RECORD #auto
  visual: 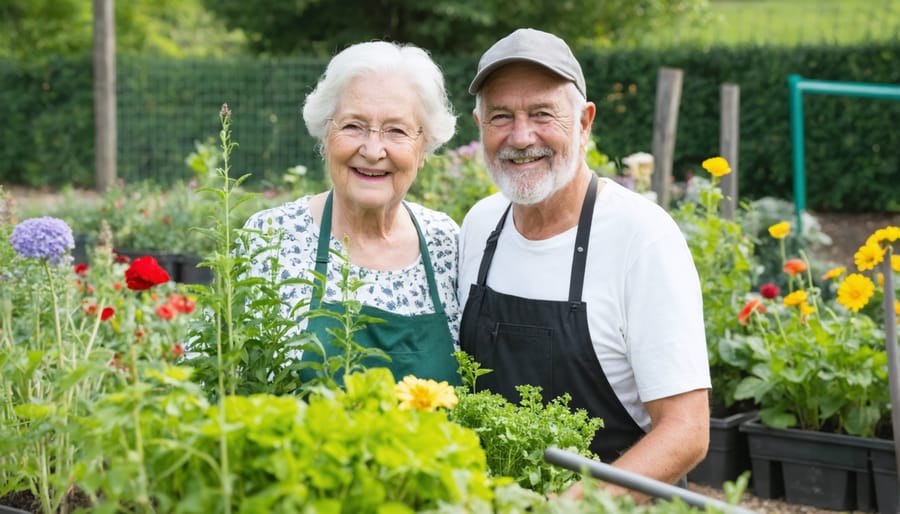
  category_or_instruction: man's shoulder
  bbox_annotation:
[460,193,509,231]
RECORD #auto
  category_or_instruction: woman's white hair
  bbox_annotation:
[303,41,456,156]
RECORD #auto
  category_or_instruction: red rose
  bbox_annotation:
[124,256,170,290]
[759,283,780,299]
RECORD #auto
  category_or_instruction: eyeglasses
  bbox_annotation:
[328,118,423,145]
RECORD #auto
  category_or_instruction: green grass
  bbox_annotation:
[639,0,900,48]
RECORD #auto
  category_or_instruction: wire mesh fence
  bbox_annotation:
[117,56,328,187]
[112,0,900,188]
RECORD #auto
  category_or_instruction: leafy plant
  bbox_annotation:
[0,193,198,512]
[740,196,834,292]
[670,162,757,411]
[448,352,603,495]
[730,223,896,437]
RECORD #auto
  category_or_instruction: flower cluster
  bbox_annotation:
[730,220,896,436]
[9,216,74,264]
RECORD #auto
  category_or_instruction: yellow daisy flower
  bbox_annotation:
[854,242,885,272]
[821,266,846,281]
[893,255,900,273]
[395,375,458,412]
[836,273,875,313]
[783,290,807,307]
[799,302,816,316]
[867,226,900,247]
[767,221,790,240]
[701,156,731,177]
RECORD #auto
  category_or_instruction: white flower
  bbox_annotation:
[622,152,654,181]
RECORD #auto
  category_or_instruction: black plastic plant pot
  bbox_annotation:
[740,418,881,511]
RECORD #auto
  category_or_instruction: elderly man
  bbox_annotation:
[457,28,711,497]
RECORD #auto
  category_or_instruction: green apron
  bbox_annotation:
[300,192,460,385]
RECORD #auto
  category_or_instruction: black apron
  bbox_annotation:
[301,192,460,386]
[459,175,644,462]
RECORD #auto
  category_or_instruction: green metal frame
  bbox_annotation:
[788,74,900,230]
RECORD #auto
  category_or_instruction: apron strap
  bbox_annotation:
[311,191,443,314]
[405,203,446,315]
[569,174,599,303]
[475,174,599,302]
[311,191,335,310]
[475,203,512,286]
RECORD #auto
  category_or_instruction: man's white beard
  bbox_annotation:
[486,127,582,205]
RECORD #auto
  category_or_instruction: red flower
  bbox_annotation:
[171,343,184,357]
[100,307,115,321]
[759,283,780,299]
[738,297,766,325]
[114,253,131,264]
[124,256,170,290]
[168,294,195,314]
[783,258,808,276]
[74,263,89,277]
[84,303,98,316]
[156,304,176,320]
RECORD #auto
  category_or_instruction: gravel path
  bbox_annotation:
[688,482,869,514]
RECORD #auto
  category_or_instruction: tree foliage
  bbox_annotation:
[202,0,710,56]
[0,0,246,60]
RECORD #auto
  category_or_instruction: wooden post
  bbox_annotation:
[651,67,683,210]
[93,0,116,192]
[719,84,740,219]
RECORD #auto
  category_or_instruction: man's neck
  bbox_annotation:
[511,166,596,241]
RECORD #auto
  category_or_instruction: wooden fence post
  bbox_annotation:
[719,84,740,218]
[651,67,683,210]
[93,0,117,192]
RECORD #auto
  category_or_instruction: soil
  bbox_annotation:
[810,210,900,269]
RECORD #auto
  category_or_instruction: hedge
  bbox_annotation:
[2,42,897,211]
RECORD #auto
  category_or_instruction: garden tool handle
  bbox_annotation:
[543,447,758,514]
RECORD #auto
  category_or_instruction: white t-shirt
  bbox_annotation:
[458,178,710,430]
[244,196,461,343]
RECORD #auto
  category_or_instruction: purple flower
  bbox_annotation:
[9,216,74,264]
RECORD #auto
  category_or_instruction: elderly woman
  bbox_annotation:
[242,41,459,385]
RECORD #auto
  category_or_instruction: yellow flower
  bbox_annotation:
[821,266,846,281]
[767,221,791,240]
[866,226,900,247]
[701,156,731,177]
[783,290,807,307]
[799,302,816,316]
[395,375,458,412]
[893,255,900,273]
[836,273,875,313]
[854,242,885,272]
